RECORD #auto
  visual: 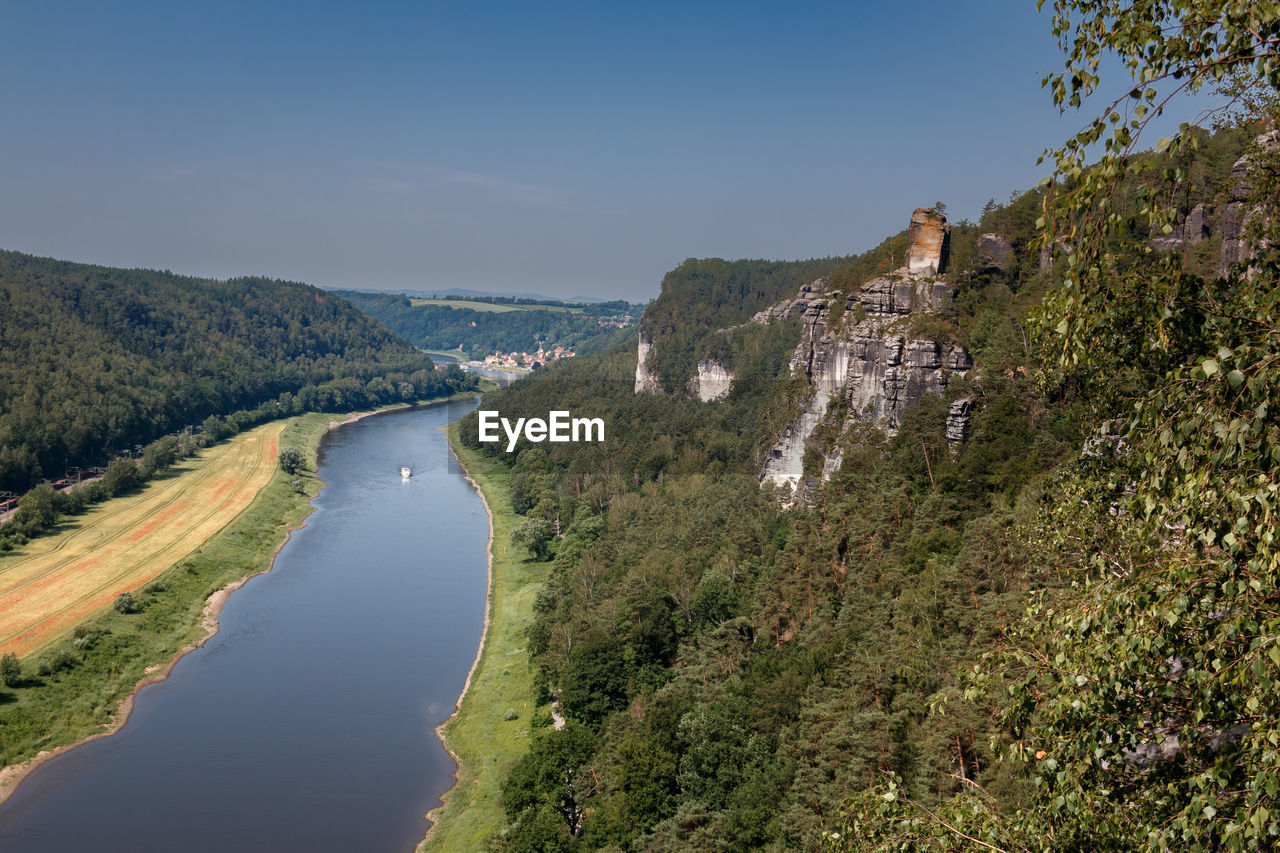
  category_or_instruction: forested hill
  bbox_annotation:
[637,257,850,391]
[0,250,466,492]
[456,198,1073,848]
[452,114,1280,850]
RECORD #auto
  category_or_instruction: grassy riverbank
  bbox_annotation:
[0,406,403,801]
[423,429,544,850]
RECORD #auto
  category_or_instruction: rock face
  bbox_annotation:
[635,334,734,400]
[946,398,973,443]
[1219,130,1279,276]
[688,360,734,402]
[758,221,972,494]
[751,277,829,324]
[906,208,950,275]
[1152,203,1212,253]
[976,233,1013,272]
[634,333,662,394]
[1038,236,1074,273]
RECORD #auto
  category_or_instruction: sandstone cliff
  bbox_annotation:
[759,210,971,495]
[1151,202,1211,254]
[906,208,950,275]
[1220,129,1279,276]
[632,209,974,495]
[634,332,735,400]
[688,360,734,402]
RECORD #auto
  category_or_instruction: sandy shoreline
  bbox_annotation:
[0,406,388,809]
[420,429,495,846]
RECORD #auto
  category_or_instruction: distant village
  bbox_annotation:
[431,310,635,373]
[474,343,576,372]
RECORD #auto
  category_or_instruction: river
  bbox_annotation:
[0,400,490,852]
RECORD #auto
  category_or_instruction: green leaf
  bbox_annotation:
[1202,358,1219,377]
[1228,370,1245,388]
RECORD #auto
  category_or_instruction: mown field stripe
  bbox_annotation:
[0,438,241,573]
[0,423,285,656]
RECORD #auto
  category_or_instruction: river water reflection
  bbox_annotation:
[0,400,489,852]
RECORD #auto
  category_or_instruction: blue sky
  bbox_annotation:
[0,1,1213,300]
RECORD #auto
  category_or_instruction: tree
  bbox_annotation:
[278,446,306,475]
[1014,3,1280,851]
[559,637,632,726]
[100,457,138,496]
[0,652,20,687]
[501,722,597,840]
[114,591,137,614]
[829,4,1280,851]
[140,436,179,475]
[1037,0,1280,375]
[16,483,63,530]
[512,517,554,561]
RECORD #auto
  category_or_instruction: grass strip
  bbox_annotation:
[421,427,543,850]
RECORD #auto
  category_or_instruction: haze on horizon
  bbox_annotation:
[0,1,1215,302]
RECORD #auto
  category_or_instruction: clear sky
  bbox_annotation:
[0,1,1211,301]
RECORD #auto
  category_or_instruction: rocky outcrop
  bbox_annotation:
[634,333,662,394]
[851,273,954,317]
[688,360,734,402]
[906,208,950,275]
[1038,236,1074,273]
[1152,203,1211,253]
[635,334,734,401]
[758,214,972,494]
[1219,130,1279,276]
[946,398,973,444]
[976,233,1013,272]
[751,277,830,324]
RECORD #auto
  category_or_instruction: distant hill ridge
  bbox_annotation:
[334,286,620,303]
[0,250,464,492]
[336,289,642,361]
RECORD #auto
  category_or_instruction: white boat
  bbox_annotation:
[400,466,411,480]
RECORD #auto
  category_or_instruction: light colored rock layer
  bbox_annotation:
[759,268,971,493]
[634,333,662,394]
[689,360,734,402]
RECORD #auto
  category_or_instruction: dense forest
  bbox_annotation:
[335,290,641,360]
[637,257,851,393]
[457,194,1074,849]
[452,20,1280,845]
[0,252,472,493]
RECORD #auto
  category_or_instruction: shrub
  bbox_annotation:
[39,648,79,675]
